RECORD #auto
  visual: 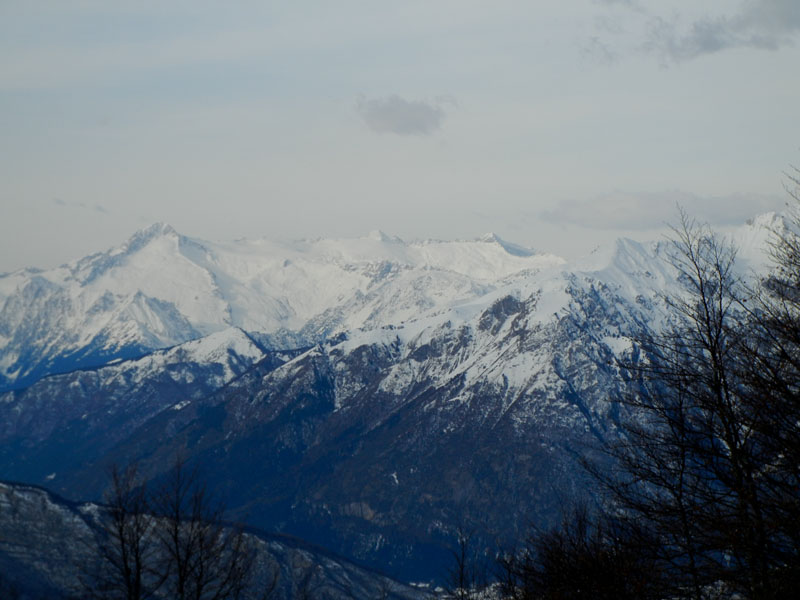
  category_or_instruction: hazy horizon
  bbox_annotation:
[2,1,797,272]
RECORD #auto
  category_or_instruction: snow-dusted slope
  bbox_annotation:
[105,232,680,579]
[0,213,788,580]
[0,224,562,390]
[0,327,271,486]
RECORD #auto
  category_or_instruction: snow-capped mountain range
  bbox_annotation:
[0,223,564,391]
[0,213,784,581]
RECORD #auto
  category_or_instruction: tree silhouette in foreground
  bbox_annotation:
[85,457,260,600]
[497,505,661,600]
[150,458,256,600]
[445,528,488,600]
[594,210,800,598]
[83,463,157,600]
[498,192,800,599]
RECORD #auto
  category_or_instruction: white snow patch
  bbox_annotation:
[602,335,633,356]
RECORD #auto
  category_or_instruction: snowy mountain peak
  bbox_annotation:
[365,229,399,243]
[478,233,537,257]
[166,326,264,367]
[120,222,179,253]
[726,211,790,272]
[0,226,568,389]
[138,222,178,238]
[746,211,785,230]
[2,215,785,392]
[68,222,200,289]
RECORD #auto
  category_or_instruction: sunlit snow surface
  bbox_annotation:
[0,215,787,389]
[0,224,561,386]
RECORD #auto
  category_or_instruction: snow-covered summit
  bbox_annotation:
[0,225,562,389]
[478,232,538,257]
[364,229,400,243]
[727,211,791,272]
[0,214,787,391]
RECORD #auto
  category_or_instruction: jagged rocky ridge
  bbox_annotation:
[0,215,783,582]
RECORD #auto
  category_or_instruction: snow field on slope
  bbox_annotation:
[0,214,786,391]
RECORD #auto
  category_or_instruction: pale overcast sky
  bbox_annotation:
[1,0,799,272]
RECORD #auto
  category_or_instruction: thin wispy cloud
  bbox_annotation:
[52,198,111,215]
[356,95,449,136]
[542,190,786,230]
[581,36,618,65]
[1,3,795,272]
[592,0,800,64]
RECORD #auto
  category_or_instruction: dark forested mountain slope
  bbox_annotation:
[0,481,425,599]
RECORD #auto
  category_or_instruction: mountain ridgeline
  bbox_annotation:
[0,216,783,583]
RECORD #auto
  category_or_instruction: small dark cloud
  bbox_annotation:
[52,198,66,206]
[93,204,109,213]
[356,95,449,136]
[541,190,785,230]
